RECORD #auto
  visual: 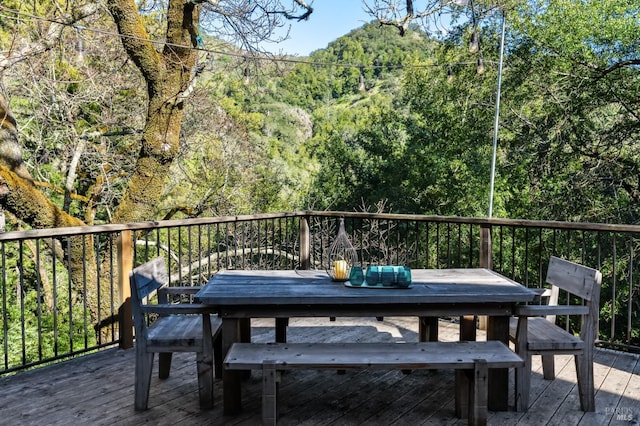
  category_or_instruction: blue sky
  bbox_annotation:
[263,2,374,56]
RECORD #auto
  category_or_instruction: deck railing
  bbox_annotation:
[1,211,639,375]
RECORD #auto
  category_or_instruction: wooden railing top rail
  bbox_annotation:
[0,212,306,241]
[313,211,640,233]
[2,210,640,242]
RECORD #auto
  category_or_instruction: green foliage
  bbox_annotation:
[305,95,400,209]
[301,34,497,215]
[1,244,95,369]
[495,0,640,222]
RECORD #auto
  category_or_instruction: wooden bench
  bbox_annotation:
[224,341,523,426]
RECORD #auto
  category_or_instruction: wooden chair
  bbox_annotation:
[129,257,222,411]
[509,256,602,412]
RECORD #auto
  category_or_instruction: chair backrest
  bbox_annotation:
[546,256,601,302]
[545,256,603,342]
[129,257,169,337]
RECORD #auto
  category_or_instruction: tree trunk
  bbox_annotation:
[108,0,200,224]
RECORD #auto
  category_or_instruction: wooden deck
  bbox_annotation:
[1,317,638,425]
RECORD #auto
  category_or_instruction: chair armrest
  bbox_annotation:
[158,286,202,295]
[530,288,550,303]
[157,286,203,304]
[140,303,215,315]
[515,305,590,317]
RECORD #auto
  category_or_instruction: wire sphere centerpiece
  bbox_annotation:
[326,218,358,281]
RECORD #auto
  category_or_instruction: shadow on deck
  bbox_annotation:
[1,317,638,425]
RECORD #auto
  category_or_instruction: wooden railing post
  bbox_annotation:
[479,224,492,269]
[118,230,134,349]
[478,224,493,331]
[299,215,310,270]
[277,215,311,343]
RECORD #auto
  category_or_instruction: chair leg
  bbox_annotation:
[575,353,595,411]
[134,349,154,411]
[541,355,555,380]
[197,314,215,409]
[158,353,173,379]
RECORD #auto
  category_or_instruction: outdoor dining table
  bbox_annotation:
[194,268,538,415]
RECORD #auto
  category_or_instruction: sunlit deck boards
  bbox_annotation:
[1,317,638,425]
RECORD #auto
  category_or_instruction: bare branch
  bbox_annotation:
[271,0,313,21]
[0,3,100,72]
[362,0,449,36]
[596,59,640,79]
[199,0,314,52]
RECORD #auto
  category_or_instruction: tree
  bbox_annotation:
[1,0,315,224]
[0,0,313,335]
[499,0,640,222]
[105,0,314,224]
[358,0,640,221]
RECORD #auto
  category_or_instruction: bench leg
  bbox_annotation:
[455,370,470,419]
[222,319,243,415]
[263,361,278,426]
[470,359,488,426]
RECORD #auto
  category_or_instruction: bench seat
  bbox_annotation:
[224,341,523,426]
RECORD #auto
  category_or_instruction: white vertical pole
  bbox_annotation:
[488,11,506,218]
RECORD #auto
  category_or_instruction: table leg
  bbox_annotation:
[460,315,477,341]
[275,318,288,343]
[487,315,510,411]
[222,318,242,415]
[239,318,252,380]
[418,317,439,342]
[240,318,251,343]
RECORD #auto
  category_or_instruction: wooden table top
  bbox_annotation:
[195,269,538,306]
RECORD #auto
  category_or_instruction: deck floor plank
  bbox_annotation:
[615,354,640,425]
[0,317,638,426]
[575,350,639,426]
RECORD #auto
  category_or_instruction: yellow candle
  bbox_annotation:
[333,260,348,280]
